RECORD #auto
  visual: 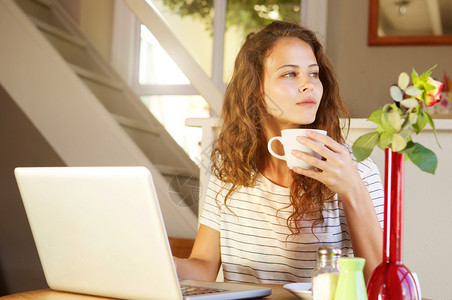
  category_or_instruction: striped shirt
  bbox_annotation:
[199,153,384,285]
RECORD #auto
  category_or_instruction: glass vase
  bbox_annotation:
[367,148,419,299]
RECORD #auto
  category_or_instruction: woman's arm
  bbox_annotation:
[173,224,222,281]
[291,130,382,282]
[336,179,382,282]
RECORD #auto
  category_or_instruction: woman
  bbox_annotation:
[174,21,383,284]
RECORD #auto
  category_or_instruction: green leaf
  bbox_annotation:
[413,110,428,134]
[401,142,438,174]
[378,131,392,150]
[404,86,421,97]
[390,86,403,102]
[352,132,379,162]
[368,108,382,125]
[387,109,402,131]
[382,103,392,112]
[424,83,436,94]
[380,111,395,133]
[390,102,403,113]
[424,65,437,78]
[400,123,413,140]
[418,67,431,82]
[411,68,420,85]
[407,111,418,124]
[400,98,419,109]
[424,111,442,149]
[392,133,407,152]
[375,124,386,133]
[398,72,410,90]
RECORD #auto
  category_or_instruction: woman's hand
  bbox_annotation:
[291,130,363,199]
[292,130,383,281]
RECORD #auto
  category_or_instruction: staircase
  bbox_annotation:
[1,0,199,238]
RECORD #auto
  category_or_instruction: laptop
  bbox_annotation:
[14,166,272,300]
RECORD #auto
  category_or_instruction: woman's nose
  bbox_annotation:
[298,76,314,93]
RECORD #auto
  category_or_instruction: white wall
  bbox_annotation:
[326,0,452,118]
[347,119,452,300]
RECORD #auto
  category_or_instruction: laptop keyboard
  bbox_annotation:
[180,284,226,296]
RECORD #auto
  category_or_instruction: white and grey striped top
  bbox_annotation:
[199,155,384,285]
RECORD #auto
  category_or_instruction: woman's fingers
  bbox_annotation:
[291,149,327,170]
[291,132,360,197]
[303,130,347,154]
[292,165,322,181]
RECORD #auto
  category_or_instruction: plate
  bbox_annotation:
[283,282,312,300]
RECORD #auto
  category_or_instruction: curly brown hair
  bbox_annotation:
[211,21,350,236]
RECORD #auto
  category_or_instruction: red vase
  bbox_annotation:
[367,148,419,299]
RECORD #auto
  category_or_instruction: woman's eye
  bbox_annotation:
[310,71,320,78]
[283,72,297,78]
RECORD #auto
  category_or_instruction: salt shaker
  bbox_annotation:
[334,257,367,300]
[311,247,341,300]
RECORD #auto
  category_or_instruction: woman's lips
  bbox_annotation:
[296,100,317,107]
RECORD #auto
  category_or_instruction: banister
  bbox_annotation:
[122,0,223,115]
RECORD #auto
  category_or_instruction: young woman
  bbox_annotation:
[174,21,383,284]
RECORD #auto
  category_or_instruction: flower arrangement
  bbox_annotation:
[352,66,443,174]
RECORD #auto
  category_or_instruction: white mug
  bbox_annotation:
[267,129,327,170]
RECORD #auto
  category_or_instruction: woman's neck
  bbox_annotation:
[261,157,293,188]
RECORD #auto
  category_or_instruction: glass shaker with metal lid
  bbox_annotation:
[311,247,341,300]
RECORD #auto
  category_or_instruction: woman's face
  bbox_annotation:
[263,37,323,128]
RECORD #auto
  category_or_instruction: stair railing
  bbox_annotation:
[122,0,224,116]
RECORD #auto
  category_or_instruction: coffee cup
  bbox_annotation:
[267,129,327,170]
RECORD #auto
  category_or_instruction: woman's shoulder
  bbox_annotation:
[207,174,231,193]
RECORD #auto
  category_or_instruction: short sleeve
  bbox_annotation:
[199,175,223,232]
[357,157,385,229]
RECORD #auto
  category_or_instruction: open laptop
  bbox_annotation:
[14,166,271,300]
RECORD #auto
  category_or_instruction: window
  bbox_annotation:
[116,0,310,165]
[223,1,301,83]
[138,26,190,85]
[141,95,210,162]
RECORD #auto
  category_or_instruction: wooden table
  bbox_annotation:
[1,285,298,300]
[0,286,432,299]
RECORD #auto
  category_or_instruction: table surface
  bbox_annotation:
[0,285,297,300]
[0,286,432,300]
